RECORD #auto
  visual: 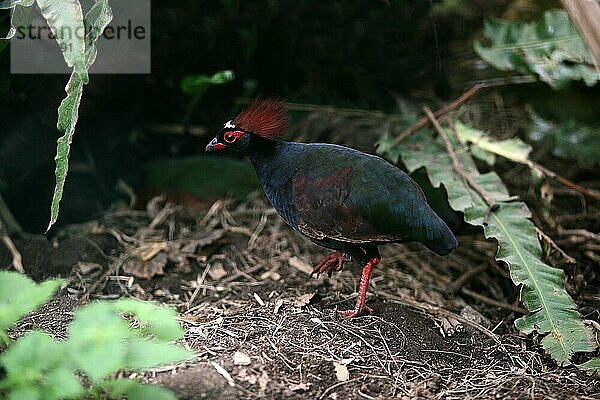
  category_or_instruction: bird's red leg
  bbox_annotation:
[338,257,379,319]
[311,252,345,277]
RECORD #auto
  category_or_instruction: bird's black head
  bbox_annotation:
[205,122,252,153]
[206,98,287,154]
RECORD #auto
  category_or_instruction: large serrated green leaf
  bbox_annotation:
[475,10,599,89]
[378,124,597,365]
[577,358,600,375]
[528,111,600,167]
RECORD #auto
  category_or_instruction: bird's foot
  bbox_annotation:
[311,252,345,277]
[337,257,379,319]
[338,305,373,319]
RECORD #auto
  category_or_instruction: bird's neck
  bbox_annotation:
[246,135,282,166]
[245,135,296,188]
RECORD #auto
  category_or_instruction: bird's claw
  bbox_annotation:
[311,252,345,278]
[338,305,373,319]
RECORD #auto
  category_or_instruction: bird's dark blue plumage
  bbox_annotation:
[206,99,458,317]
[245,136,458,261]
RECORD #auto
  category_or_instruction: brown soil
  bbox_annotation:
[2,196,599,399]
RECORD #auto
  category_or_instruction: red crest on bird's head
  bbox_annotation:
[232,98,287,139]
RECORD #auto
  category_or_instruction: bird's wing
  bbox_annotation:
[292,164,406,244]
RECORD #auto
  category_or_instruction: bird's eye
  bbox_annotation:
[224,132,236,143]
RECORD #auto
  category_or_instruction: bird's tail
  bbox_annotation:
[424,216,458,256]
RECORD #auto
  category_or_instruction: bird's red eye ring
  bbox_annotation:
[224,132,236,143]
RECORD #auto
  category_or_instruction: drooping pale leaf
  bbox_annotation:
[528,111,600,166]
[379,126,596,365]
[1,2,34,40]
[181,70,235,96]
[453,120,532,165]
[47,72,84,232]
[83,0,112,67]
[46,0,113,231]
[107,379,178,400]
[0,0,33,9]
[124,339,194,370]
[475,10,599,89]
[36,0,87,81]
[0,271,62,337]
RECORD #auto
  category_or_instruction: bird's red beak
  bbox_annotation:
[206,137,225,152]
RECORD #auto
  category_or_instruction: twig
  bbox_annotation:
[0,218,24,273]
[423,106,499,225]
[534,227,577,264]
[557,228,600,243]
[0,193,22,234]
[447,263,487,294]
[531,162,600,202]
[394,83,487,144]
[460,288,526,314]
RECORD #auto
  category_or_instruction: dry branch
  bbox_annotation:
[394,83,487,144]
[0,218,24,273]
[423,107,499,224]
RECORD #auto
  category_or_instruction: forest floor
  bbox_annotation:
[3,194,599,400]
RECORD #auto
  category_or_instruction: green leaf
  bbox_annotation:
[380,125,597,365]
[67,302,130,381]
[1,2,34,40]
[0,331,61,378]
[106,379,178,400]
[113,299,185,341]
[125,339,194,370]
[0,0,34,9]
[577,358,600,374]
[0,331,81,400]
[0,272,62,336]
[36,0,87,81]
[528,111,600,167]
[43,367,84,400]
[47,72,84,232]
[83,0,113,67]
[46,0,112,231]
[181,70,235,96]
[475,10,599,89]
[7,387,41,400]
[453,121,532,165]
